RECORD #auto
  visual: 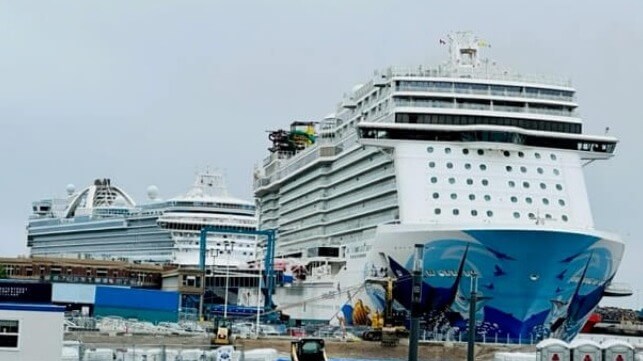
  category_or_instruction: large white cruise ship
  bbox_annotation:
[253,32,626,342]
[27,171,257,267]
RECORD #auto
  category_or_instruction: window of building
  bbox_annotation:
[0,320,19,348]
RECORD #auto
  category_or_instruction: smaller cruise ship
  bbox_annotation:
[27,171,257,266]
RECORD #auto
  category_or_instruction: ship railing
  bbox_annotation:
[396,84,576,102]
[386,65,572,88]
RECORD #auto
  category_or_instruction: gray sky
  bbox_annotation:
[1,1,642,309]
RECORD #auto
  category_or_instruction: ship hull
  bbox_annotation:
[356,224,624,342]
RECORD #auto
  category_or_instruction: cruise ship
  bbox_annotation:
[27,171,257,267]
[253,32,626,342]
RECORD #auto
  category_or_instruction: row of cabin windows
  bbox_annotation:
[395,80,574,100]
[396,113,582,134]
[427,146,560,162]
[433,208,569,222]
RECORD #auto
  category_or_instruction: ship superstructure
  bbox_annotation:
[27,171,257,266]
[253,32,625,342]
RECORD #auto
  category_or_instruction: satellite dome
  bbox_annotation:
[66,184,76,195]
[146,185,159,200]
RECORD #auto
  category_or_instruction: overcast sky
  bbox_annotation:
[1,1,641,309]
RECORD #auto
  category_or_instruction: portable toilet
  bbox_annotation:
[537,339,571,361]
[570,339,602,361]
[601,339,634,361]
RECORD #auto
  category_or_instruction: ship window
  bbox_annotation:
[446,162,454,169]
[429,161,436,168]
[479,164,487,171]
[481,179,489,186]
[432,193,439,199]
[550,153,557,160]
[510,196,518,203]
[528,213,535,219]
[434,208,441,215]
[540,183,547,190]
[556,184,563,191]
[525,197,533,204]
[537,167,544,174]
[545,214,552,219]
[518,151,525,158]
[427,146,434,153]
[0,320,19,348]
[450,193,458,200]
[484,195,491,201]
[445,147,452,154]
[558,199,566,206]
[543,198,550,205]
[503,151,510,157]
[535,152,541,159]
[522,181,530,188]
[508,181,516,188]
[430,177,437,184]
[506,166,513,172]
[448,178,456,184]
[553,169,560,176]
[477,149,484,155]
[462,148,469,155]
[471,210,478,216]
[513,212,520,219]
[453,209,460,215]
[469,194,476,201]
[486,210,494,217]
[562,215,569,222]
[466,178,473,185]
[520,166,527,173]
[464,163,472,170]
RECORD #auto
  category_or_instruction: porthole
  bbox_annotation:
[430,177,438,183]
[520,166,527,173]
[508,180,516,188]
[453,209,460,215]
[471,210,478,216]
[558,199,566,206]
[513,212,520,219]
[469,194,476,201]
[550,153,557,160]
[465,163,472,170]
[510,196,518,203]
[553,169,560,176]
[503,150,511,157]
[429,161,436,168]
[528,213,535,219]
[523,181,530,188]
[427,146,434,153]
[556,184,563,191]
[432,193,439,199]
[545,214,552,219]
[481,179,489,186]
[477,149,484,155]
[434,208,441,215]
[535,152,541,159]
[506,166,513,172]
[518,151,525,158]
[450,193,458,200]
[448,178,456,184]
[486,210,494,217]
[542,198,550,205]
[466,179,474,185]
[562,215,569,222]
[480,164,487,171]
[540,183,547,190]
[484,195,491,201]
[537,167,544,174]
[463,149,469,155]
[525,197,533,204]
[447,162,454,169]
[445,147,452,154]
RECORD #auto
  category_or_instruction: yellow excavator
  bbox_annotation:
[361,277,408,347]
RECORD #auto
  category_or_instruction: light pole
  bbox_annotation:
[409,244,424,361]
[223,240,235,319]
[467,272,478,361]
[255,241,262,338]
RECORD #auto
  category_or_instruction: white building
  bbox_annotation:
[0,303,65,361]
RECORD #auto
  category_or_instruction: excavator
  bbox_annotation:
[361,277,408,347]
